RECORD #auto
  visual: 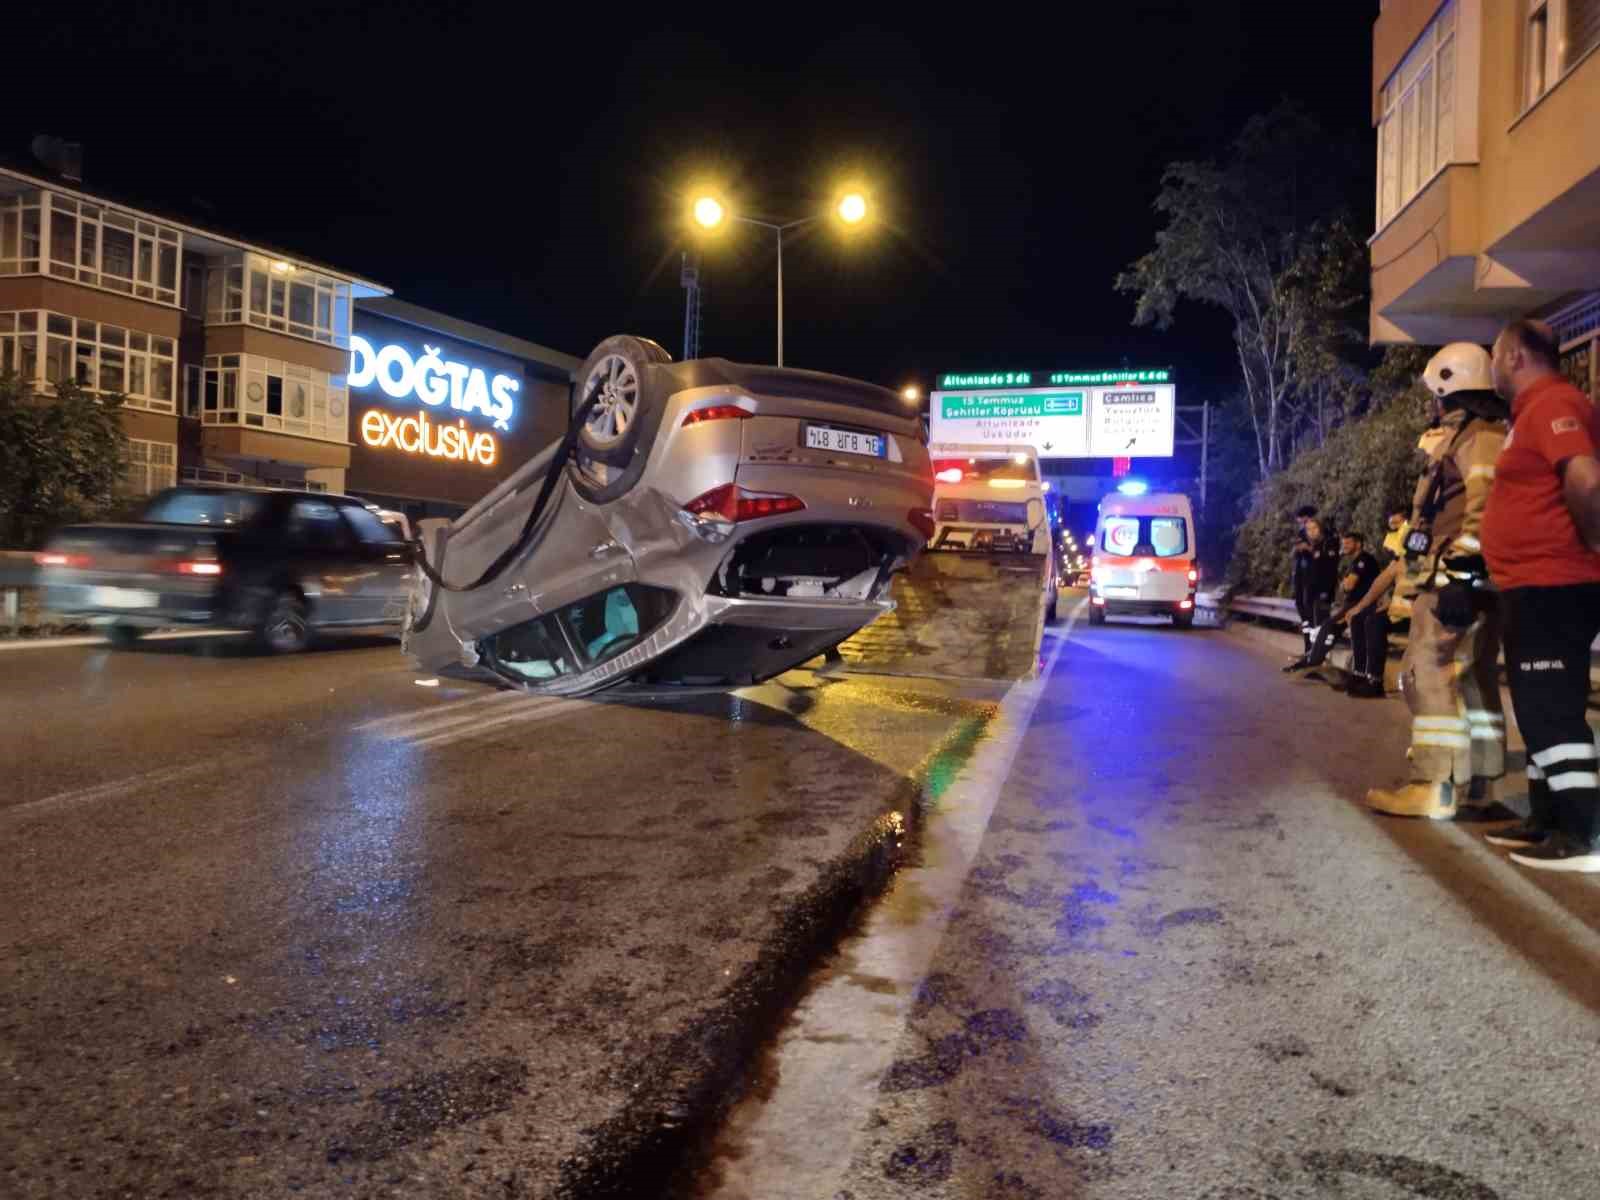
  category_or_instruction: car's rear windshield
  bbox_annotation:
[142,489,268,528]
[932,457,1038,485]
[936,499,1031,525]
[1100,515,1188,558]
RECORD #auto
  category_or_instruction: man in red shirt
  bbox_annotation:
[1480,319,1600,871]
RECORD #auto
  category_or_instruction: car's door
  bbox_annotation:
[335,500,414,624]
[284,497,361,624]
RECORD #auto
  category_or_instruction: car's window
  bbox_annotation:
[935,500,1030,525]
[1100,516,1189,558]
[1150,517,1188,557]
[142,489,267,528]
[287,499,352,550]
[490,613,579,681]
[341,504,405,544]
[559,584,677,665]
[1101,516,1141,556]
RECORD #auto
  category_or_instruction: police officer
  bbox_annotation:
[1480,319,1600,870]
[1288,507,1338,660]
[1367,343,1509,819]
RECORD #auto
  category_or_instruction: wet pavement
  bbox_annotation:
[7,611,1600,1199]
[706,612,1600,1200]
[0,634,1002,1197]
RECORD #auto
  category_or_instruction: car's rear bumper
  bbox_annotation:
[42,581,220,626]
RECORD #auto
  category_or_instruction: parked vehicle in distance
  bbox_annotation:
[36,486,415,651]
[926,443,1060,623]
[1088,486,1198,627]
[403,335,934,695]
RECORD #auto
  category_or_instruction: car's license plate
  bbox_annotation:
[1101,586,1139,599]
[90,586,158,608]
[805,425,885,458]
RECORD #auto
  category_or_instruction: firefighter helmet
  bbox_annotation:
[1422,343,1493,398]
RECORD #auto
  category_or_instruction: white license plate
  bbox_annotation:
[805,425,885,458]
[90,586,158,608]
[1101,586,1140,599]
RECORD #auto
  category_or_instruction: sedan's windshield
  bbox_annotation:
[142,489,268,528]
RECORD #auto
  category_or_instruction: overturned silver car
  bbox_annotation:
[402,335,934,694]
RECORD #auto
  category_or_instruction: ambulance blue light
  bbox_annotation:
[1116,480,1149,496]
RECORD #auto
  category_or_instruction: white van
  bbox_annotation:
[928,442,1060,621]
[1089,487,1198,628]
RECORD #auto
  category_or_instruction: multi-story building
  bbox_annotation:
[0,161,579,522]
[1370,0,1600,397]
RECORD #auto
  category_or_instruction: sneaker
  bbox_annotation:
[1483,819,1550,848]
[1281,658,1310,673]
[1509,832,1600,873]
[1365,780,1456,820]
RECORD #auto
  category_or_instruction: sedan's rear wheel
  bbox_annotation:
[105,623,145,648]
[574,335,671,469]
[258,591,310,654]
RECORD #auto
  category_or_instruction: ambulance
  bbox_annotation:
[928,443,1060,623]
[1089,483,1198,628]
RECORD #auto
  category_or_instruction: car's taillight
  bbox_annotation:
[35,552,90,568]
[682,484,806,523]
[1179,598,1194,610]
[934,467,963,484]
[1187,567,1198,583]
[178,561,223,576]
[681,405,752,427]
[908,508,936,541]
[1092,596,1106,606]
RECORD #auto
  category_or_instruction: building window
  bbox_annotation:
[1525,0,1600,109]
[122,439,177,497]
[1377,2,1457,230]
[203,252,351,348]
[201,352,348,444]
[0,310,176,412]
[0,193,43,276]
[41,194,181,306]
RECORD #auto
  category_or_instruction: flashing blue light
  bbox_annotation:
[1116,479,1149,496]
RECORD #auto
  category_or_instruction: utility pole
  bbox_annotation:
[680,250,703,360]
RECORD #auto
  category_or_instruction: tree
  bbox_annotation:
[0,372,127,548]
[1116,102,1356,478]
[1278,218,1375,453]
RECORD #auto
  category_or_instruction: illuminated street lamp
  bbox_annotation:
[901,384,921,403]
[688,185,873,368]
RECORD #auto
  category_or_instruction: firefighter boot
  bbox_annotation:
[1365,780,1457,820]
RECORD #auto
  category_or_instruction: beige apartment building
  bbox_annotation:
[1371,0,1600,399]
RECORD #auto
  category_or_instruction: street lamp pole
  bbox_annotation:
[732,216,813,368]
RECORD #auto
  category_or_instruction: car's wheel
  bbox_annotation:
[105,623,145,648]
[257,590,310,654]
[573,335,671,469]
[1089,606,1106,626]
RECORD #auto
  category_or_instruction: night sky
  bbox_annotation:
[9,3,1376,399]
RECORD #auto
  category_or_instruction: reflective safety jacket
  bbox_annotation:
[1397,409,1506,601]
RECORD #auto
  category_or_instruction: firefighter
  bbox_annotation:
[1366,343,1509,820]
[1479,319,1600,870]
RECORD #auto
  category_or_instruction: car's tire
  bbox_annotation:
[573,335,671,469]
[1089,606,1106,626]
[257,590,311,654]
[1173,611,1194,629]
[105,623,145,648]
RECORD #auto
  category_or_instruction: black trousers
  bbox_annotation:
[1502,584,1600,842]
[1350,608,1390,680]
[1298,593,1332,654]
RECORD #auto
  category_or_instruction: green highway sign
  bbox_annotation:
[938,368,1171,389]
[938,371,1033,389]
[939,391,1083,420]
[1048,369,1171,385]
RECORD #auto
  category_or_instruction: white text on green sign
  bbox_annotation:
[941,392,1084,420]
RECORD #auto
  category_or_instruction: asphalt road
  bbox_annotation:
[7,612,1600,1200]
[0,632,1004,1198]
[706,610,1600,1200]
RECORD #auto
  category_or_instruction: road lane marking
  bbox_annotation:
[352,687,526,735]
[0,629,240,653]
[4,760,220,821]
[407,696,594,749]
[705,605,1074,1199]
